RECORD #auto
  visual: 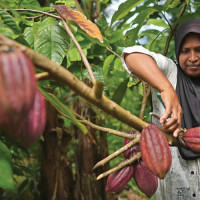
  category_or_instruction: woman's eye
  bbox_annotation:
[180,49,188,54]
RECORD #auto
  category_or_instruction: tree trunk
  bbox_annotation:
[39,102,74,200]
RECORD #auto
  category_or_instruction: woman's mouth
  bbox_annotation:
[187,65,200,70]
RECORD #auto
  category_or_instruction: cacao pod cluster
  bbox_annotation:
[106,124,173,198]
[106,129,159,199]
[0,46,46,147]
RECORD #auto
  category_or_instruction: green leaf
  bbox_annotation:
[24,22,40,49]
[34,18,70,65]
[0,141,15,191]
[19,0,41,9]
[103,54,115,77]
[39,87,88,134]
[112,79,129,105]
[0,8,21,34]
[111,0,145,25]
[146,18,168,28]
[125,7,159,46]
[163,0,181,11]
[0,27,18,39]
[107,29,124,44]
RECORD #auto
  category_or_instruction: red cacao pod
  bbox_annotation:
[0,47,37,131]
[106,162,134,192]
[123,130,140,159]
[133,160,158,198]
[182,127,200,153]
[18,90,46,147]
[140,124,172,179]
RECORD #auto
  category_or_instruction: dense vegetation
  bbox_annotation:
[0,0,199,199]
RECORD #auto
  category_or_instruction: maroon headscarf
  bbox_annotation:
[175,18,200,160]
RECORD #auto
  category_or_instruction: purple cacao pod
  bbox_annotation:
[182,127,200,153]
[18,90,46,147]
[0,47,37,131]
[133,160,158,198]
[140,124,172,179]
[123,130,140,159]
[106,162,134,192]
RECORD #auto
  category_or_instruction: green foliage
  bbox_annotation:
[55,0,75,7]
[0,141,15,191]
[111,0,145,25]
[39,87,88,134]
[0,0,199,198]
[34,17,70,65]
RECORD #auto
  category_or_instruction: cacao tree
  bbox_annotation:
[0,0,199,199]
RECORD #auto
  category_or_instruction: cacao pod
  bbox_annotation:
[0,46,37,132]
[123,130,140,159]
[182,127,200,153]
[106,162,134,192]
[140,124,172,179]
[133,160,158,198]
[18,89,46,147]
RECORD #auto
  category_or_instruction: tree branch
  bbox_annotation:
[96,152,141,180]
[0,34,177,146]
[93,133,140,170]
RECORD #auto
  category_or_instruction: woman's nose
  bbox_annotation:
[188,51,199,62]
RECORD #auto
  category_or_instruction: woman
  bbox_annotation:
[121,18,200,200]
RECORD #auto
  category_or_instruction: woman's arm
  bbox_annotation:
[125,52,183,137]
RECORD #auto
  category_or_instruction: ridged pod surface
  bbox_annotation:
[19,90,46,147]
[106,162,134,192]
[140,124,172,179]
[123,130,140,159]
[183,127,200,153]
[133,160,158,198]
[0,47,37,131]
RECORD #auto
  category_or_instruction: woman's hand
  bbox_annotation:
[159,87,183,137]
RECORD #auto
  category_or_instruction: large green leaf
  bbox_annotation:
[34,18,70,65]
[39,87,88,134]
[125,7,159,46]
[0,141,15,191]
[0,8,21,34]
[111,0,145,25]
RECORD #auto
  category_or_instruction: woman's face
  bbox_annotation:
[179,33,200,77]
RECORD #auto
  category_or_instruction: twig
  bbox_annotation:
[45,94,135,140]
[163,2,187,56]
[96,152,141,180]
[60,18,96,84]
[35,72,51,81]
[93,134,140,170]
[132,79,141,86]
[79,119,135,140]
[6,9,60,20]
[106,47,121,58]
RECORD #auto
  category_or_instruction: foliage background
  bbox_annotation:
[0,0,199,199]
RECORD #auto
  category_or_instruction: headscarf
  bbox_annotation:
[175,18,200,160]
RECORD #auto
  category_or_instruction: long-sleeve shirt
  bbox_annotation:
[121,46,200,200]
